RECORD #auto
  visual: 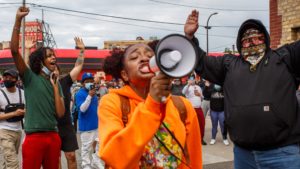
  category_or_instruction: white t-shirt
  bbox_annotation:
[182,84,203,108]
[0,87,25,131]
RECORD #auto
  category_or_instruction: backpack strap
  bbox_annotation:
[170,95,190,165]
[119,95,130,127]
[171,96,187,124]
[18,88,22,104]
[0,89,11,104]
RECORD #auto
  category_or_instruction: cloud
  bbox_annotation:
[0,0,269,51]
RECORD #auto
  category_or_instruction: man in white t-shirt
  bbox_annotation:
[182,75,207,145]
[0,69,25,169]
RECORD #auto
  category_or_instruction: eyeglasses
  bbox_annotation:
[242,36,265,48]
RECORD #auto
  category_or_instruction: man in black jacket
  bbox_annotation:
[184,10,300,169]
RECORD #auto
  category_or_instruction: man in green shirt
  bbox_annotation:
[11,6,65,169]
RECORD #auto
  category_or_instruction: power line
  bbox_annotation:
[0,3,23,5]
[148,0,268,12]
[0,3,20,8]
[29,3,186,26]
[26,3,240,28]
[34,8,184,32]
[0,6,18,9]
[32,7,236,39]
[0,2,242,28]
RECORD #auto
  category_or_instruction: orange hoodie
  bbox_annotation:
[98,85,202,169]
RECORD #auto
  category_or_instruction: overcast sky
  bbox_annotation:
[0,0,269,52]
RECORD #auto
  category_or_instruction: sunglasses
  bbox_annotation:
[242,36,265,48]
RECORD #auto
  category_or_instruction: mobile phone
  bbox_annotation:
[90,84,95,90]
[51,74,57,84]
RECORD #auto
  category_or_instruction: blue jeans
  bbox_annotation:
[210,110,226,139]
[234,144,300,169]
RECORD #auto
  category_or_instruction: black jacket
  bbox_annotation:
[193,19,300,150]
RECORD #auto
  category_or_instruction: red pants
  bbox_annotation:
[22,132,61,169]
[194,108,205,139]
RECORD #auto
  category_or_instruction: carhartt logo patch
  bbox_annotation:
[263,106,270,112]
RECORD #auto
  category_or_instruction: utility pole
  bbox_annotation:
[42,9,44,47]
[39,9,57,48]
[21,0,26,59]
[205,12,218,56]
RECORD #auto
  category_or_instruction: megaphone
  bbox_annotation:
[149,34,198,78]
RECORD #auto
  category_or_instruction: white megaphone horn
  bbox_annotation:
[149,34,198,78]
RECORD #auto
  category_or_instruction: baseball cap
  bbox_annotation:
[3,69,19,79]
[81,72,94,82]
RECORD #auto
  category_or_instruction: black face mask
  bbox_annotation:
[4,80,16,88]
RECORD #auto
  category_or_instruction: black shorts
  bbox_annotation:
[58,124,79,152]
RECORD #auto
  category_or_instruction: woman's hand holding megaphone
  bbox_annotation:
[149,72,172,103]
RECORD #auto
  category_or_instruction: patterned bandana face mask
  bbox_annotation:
[241,28,266,72]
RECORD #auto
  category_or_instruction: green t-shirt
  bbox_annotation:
[22,68,64,133]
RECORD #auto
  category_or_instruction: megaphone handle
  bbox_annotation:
[154,71,167,103]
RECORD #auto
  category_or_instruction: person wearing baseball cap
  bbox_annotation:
[81,72,94,83]
[3,69,18,78]
[0,68,25,169]
[2,69,19,89]
[75,72,99,169]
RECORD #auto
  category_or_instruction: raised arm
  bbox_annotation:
[11,7,29,76]
[184,10,232,85]
[24,39,36,66]
[184,9,199,40]
[70,37,85,82]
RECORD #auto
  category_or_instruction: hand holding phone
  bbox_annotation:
[50,72,58,85]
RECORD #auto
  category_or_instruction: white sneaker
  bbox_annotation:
[210,139,216,145]
[223,139,229,146]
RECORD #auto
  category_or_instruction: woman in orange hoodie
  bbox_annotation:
[98,42,202,169]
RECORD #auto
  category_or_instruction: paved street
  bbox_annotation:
[0,114,234,169]
[202,115,234,169]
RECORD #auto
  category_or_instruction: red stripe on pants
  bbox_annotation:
[22,132,61,169]
[194,108,205,139]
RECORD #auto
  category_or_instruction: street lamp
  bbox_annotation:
[205,12,218,55]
